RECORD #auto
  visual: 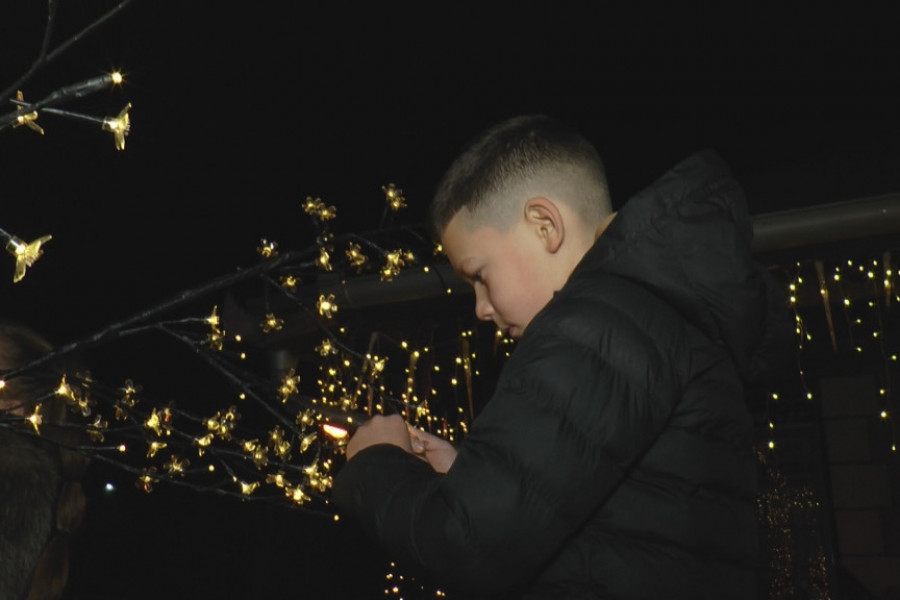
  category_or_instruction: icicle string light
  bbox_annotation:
[814,260,837,351]
[765,253,899,456]
[751,252,897,598]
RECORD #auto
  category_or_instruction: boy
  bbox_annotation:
[333,114,792,599]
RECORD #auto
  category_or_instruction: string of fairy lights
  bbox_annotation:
[4,111,898,599]
[1,71,132,149]
[754,252,899,600]
[4,6,897,597]
[3,91,899,594]
[764,254,898,454]
[3,14,897,595]
[0,15,491,589]
[0,185,502,521]
[0,182,495,595]
[4,201,896,600]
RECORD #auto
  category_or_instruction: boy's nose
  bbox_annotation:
[474,288,494,322]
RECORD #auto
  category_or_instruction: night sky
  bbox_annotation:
[3,3,898,333]
[2,2,899,598]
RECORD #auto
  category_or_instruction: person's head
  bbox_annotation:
[0,320,57,417]
[430,114,614,339]
[0,320,87,600]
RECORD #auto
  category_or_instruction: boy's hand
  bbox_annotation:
[345,413,412,460]
[408,427,458,473]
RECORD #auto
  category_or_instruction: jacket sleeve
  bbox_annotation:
[332,291,689,597]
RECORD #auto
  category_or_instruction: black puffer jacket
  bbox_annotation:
[333,150,793,599]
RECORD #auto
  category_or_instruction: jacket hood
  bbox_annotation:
[576,150,794,386]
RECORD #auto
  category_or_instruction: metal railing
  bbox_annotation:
[315,193,900,311]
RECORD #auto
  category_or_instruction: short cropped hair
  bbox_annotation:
[429,114,612,236]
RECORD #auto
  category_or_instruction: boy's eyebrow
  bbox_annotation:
[454,258,478,279]
[448,263,475,285]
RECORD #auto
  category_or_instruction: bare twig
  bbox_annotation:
[0,0,139,102]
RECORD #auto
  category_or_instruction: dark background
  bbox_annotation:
[2,3,898,335]
[1,2,899,598]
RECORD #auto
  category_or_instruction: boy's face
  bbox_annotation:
[441,211,557,340]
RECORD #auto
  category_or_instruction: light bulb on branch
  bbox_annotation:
[0,225,52,282]
[2,72,127,132]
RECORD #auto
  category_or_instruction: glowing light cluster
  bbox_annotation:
[381,249,415,282]
[3,169,895,600]
[383,183,407,211]
[765,254,898,456]
[346,242,368,272]
[206,305,227,350]
[303,196,337,221]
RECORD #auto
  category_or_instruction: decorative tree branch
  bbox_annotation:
[0,0,138,102]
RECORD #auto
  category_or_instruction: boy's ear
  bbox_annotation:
[523,197,564,253]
